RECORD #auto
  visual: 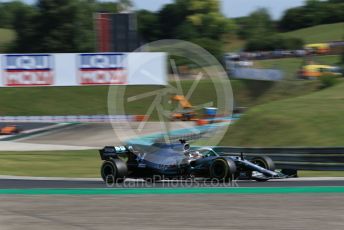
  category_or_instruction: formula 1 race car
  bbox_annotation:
[0,125,22,135]
[99,140,284,183]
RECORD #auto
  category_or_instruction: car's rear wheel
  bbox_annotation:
[101,158,128,184]
[209,157,236,181]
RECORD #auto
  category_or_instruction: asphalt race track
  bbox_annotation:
[17,122,194,147]
[1,178,343,230]
[0,122,55,131]
[0,194,342,230]
[1,177,344,189]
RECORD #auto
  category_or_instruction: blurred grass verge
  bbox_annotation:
[222,80,344,147]
[0,150,99,178]
[299,171,344,177]
[254,55,341,80]
[0,79,320,116]
[281,22,344,44]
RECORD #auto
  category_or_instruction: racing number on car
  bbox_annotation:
[115,146,126,153]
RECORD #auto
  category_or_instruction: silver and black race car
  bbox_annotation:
[99,140,284,183]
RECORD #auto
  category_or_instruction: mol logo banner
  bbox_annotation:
[78,53,127,85]
[3,54,54,86]
[0,52,166,87]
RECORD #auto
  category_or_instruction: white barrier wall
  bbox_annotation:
[0,115,140,123]
[0,52,167,87]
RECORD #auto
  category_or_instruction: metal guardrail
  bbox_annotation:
[0,115,147,123]
[212,147,344,171]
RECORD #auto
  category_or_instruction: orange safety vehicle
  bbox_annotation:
[298,64,343,79]
[170,95,197,121]
[305,43,330,55]
[0,125,22,135]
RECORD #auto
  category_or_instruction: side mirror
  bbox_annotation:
[183,143,190,152]
[240,152,244,160]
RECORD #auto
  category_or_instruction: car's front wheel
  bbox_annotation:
[251,156,275,171]
[250,156,275,182]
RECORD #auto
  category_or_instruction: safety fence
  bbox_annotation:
[0,115,147,123]
[213,146,344,171]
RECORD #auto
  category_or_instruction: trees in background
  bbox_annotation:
[0,1,32,29]
[137,10,161,42]
[1,0,233,57]
[239,0,343,51]
[0,0,341,54]
[13,0,100,53]
[143,0,235,41]
[10,2,38,52]
[96,1,119,13]
[137,0,235,60]
[245,36,304,52]
[279,0,344,31]
[236,9,304,52]
[236,8,275,40]
[179,0,235,40]
[2,0,120,53]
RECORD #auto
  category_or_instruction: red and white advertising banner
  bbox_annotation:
[0,52,167,87]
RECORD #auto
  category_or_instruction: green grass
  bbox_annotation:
[0,28,15,52]
[0,79,321,116]
[221,80,344,147]
[281,22,344,44]
[0,86,110,116]
[254,55,341,80]
[231,79,320,106]
[299,171,344,177]
[0,81,218,116]
[0,150,100,177]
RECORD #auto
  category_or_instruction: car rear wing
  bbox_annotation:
[99,146,132,160]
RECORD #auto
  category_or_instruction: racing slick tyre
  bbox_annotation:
[251,156,275,171]
[250,156,275,182]
[209,157,237,181]
[101,158,128,184]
